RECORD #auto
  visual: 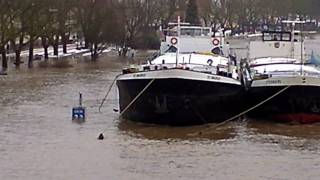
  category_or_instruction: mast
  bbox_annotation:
[291,22,296,59]
[301,31,304,69]
[282,20,305,75]
[176,16,181,67]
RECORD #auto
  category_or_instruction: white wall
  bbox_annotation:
[249,41,305,60]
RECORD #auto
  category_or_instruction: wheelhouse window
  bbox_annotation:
[165,27,211,37]
[262,31,291,42]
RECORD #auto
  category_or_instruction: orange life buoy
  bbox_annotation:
[171,38,178,45]
[212,38,220,46]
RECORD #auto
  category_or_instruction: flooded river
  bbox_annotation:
[1,39,320,179]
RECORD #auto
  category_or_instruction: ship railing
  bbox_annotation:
[249,57,300,67]
[142,62,218,72]
[255,71,320,78]
[139,63,237,79]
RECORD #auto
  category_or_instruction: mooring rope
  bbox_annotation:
[99,74,121,112]
[98,78,156,139]
[188,85,291,137]
[119,78,156,116]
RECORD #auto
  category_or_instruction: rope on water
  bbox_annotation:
[99,74,121,112]
[189,85,291,136]
[98,78,156,140]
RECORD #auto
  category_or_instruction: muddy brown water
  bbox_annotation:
[1,40,320,180]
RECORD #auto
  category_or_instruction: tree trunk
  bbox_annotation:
[16,35,24,66]
[91,43,98,61]
[28,40,34,68]
[53,44,58,56]
[212,23,217,37]
[10,37,23,67]
[62,33,67,54]
[122,47,128,57]
[44,46,49,60]
[53,35,59,56]
[0,45,8,70]
[84,38,89,49]
[15,51,21,67]
[41,37,49,60]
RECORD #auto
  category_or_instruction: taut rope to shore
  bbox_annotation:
[188,85,291,137]
[98,74,121,112]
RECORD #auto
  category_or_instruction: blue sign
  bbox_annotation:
[72,107,86,120]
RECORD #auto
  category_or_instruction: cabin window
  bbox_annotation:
[263,33,281,41]
[194,29,202,36]
[202,29,210,36]
[167,31,177,36]
[281,33,291,41]
[263,31,291,42]
[181,28,202,36]
[166,27,211,37]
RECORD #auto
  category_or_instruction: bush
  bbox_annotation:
[132,31,160,50]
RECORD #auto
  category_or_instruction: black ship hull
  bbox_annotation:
[117,77,244,126]
[247,86,320,123]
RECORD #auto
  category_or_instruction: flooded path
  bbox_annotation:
[1,46,320,179]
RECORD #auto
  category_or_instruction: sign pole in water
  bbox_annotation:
[79,92,82,107]
[72,92,86,120]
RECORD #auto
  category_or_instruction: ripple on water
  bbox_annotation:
[1,50,320,179]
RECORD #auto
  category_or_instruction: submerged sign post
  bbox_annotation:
[72,93,86,120]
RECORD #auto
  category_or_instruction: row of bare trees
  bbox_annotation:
[1,0,320,70]
[0,0,75,69]
[0,0,187,70]
[198,0,320,33]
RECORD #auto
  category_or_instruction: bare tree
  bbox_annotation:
[75,0,122,60]
[0,1,16,71]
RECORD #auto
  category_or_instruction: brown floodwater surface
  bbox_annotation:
[1,40,320,179]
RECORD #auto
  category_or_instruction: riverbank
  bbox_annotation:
[1,44,156,73]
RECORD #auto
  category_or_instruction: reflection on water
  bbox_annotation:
[248,120,320,139]
[247,120,320,152]
[118,119,237,140]
[1,42,320,179]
